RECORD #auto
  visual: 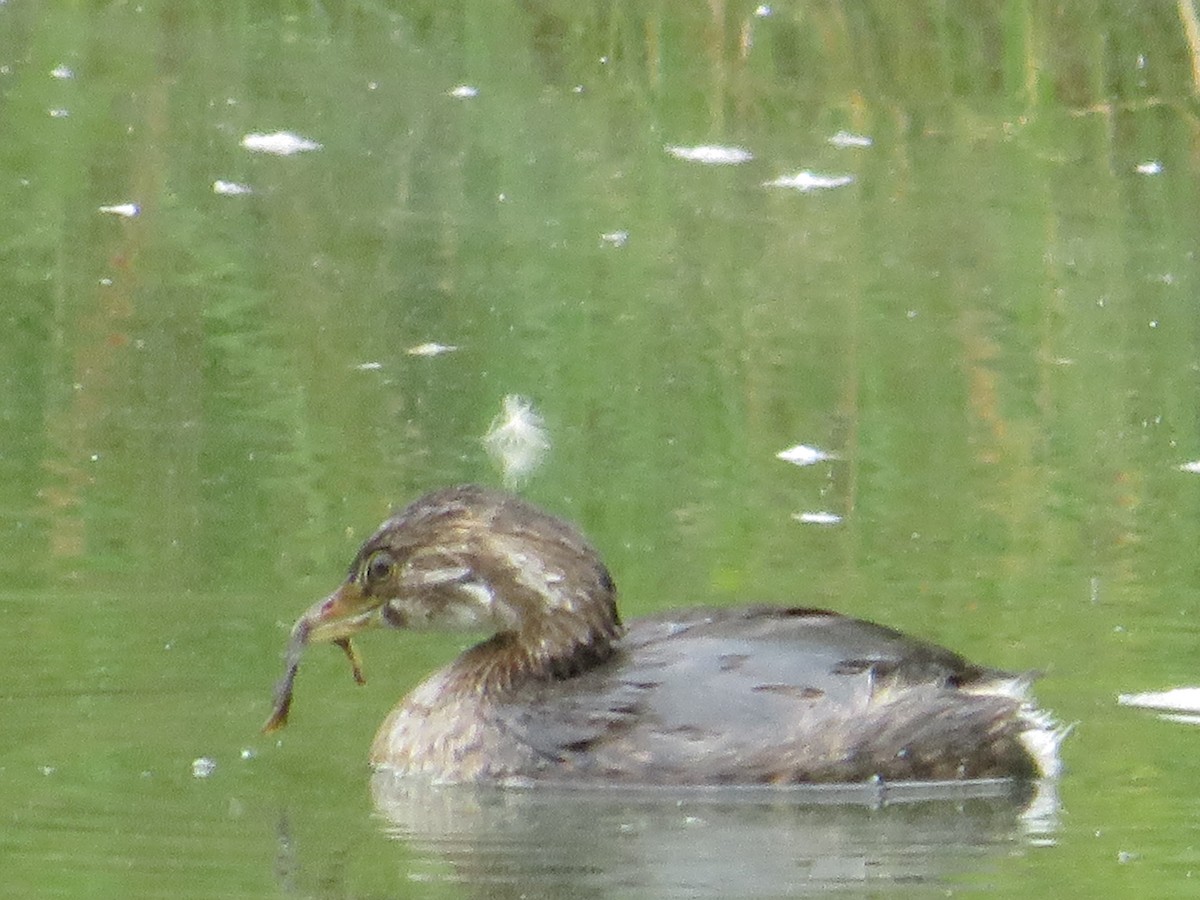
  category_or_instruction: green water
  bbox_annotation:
[5,2,1200,895]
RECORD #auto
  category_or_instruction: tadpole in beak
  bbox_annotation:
[262,620,367,734]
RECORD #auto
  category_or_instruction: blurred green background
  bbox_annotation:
[5,1,1200,896]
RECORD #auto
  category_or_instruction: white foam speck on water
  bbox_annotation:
[775,444,836,466]
[213,180,253,196]
[792,511,842,526]
[764,171,854,191]
[241,131,322,155]
[1159,713,1200,725]
[406,342,459,357]
[665,144,753,165]
[828,130,873,149]
[1118,686,1200,713]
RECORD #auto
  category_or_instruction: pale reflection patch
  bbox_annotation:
[371,772,1058,897]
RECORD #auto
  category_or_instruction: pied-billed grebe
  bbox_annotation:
[265,485,1063,785]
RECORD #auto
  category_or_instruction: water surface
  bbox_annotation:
[4,3,1200,896]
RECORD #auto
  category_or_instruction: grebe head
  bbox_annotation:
[297,485,622,665]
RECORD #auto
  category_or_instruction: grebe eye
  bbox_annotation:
[363,550,395,585]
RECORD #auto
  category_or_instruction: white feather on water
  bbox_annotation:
[483,395,550,488]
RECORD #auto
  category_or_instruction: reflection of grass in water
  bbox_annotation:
[4,3,1199,601]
